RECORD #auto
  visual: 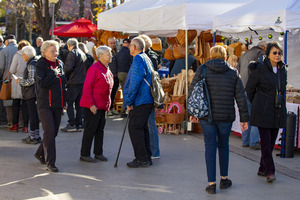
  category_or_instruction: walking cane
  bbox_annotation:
[114,114,130,168]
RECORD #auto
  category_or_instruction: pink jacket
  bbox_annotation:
[80,61,114,111]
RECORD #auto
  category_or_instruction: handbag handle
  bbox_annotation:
[3,72,10,81]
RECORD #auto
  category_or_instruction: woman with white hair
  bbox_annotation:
[18,46,41,144]
[34,40,66,172]
[79,46,114,163]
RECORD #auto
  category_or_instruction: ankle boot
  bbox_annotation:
[9,124,19,132]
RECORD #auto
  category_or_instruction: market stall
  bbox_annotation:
[213,0,300,148]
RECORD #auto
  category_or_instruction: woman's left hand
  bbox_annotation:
[240,122,248,132]
[189,116,199,123]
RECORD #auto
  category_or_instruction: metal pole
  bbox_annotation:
[29,12,32,44]
[51,3,55,40]
[15,17,18,41]
[284,30,288,64]
[213,32,216,46]
[185,29,189,133]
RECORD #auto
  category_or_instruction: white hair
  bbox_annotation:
[132,37,145,52]
[36,37,44,42]
[67,38,78,47]
[96,45,112,58]
[22,46,36,58]
[41,40,59,57]
[139,34,152,49]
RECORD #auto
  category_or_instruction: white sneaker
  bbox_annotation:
[151,156,160,160]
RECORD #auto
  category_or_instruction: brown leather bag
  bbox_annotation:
[164,44,175,60]
[176,29,197,46]
[0,72,11,100]
[173,43,186,59]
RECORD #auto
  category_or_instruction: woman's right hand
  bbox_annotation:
[189,116,199,123]
[90,105,98,115]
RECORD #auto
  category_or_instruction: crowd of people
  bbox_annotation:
[0,33,287,194]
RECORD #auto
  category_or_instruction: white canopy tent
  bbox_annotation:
[213,0,300,88]
[98,0,248,36]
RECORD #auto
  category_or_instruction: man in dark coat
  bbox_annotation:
[61,38,87,132]
[237,41,267,150]
[116,38,132,117]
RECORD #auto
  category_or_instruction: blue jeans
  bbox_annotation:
[148,108,160,157]
[200,120,232,182]
[242,99,260,146]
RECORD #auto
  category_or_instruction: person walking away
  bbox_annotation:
[78,42,94,75]
[237,41,267,150]
[116,38,132,117]
[9,40,31,133]
[34,40,66,172]
[189,45,249,194]
[61,38,87,132]
[123,37,154,168]
[107,37,119,116]
[79,46,113,163]
[19,46,41,144]
[139,34,160,159]
[246,42,287,183]
[0,35,18,127]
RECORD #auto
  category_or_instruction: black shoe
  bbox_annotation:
[22,136,38,144]
[257,171,266,177]
[242,144,249,147]
[46,165,58,172]
[127,159,151,168]
[36,137,42,143]
[220,178,232,189]
[250,144,261,150]
[120,113,128,118]
[61,124,77,132]
[80,156,97,163]
[34,154,46,164]
[206,184,216,194]
[95,155,108,162]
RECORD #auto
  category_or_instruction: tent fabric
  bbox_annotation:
[53,18,97,37]
[213,0,300,33]
[97,0,247,36]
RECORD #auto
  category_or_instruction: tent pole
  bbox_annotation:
[213,32,216,46]
[185,29,189,134]
[284,30,288,64]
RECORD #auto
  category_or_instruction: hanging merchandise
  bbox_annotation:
[259,36,263,40]
[268,34,273,39]
[245,38,249,42]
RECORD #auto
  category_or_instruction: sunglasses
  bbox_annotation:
[272,51,282,56]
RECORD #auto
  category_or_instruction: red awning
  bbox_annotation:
[52,18,97,37]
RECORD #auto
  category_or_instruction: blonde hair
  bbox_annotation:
[227,55,239,68]
[210,45,227,59]
[18,40,30,50]
[41,40,59,57]
[139,34,152,50]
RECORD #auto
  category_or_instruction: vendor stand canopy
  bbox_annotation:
[53,18,97,37]
[97,0,248,36]
[213,0,300,88]
[213,0,300,33]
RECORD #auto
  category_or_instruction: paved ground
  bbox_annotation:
[0,113,299,200]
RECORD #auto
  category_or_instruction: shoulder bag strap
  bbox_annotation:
[202,64,213,122]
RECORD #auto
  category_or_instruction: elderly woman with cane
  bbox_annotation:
[79,46,114,163]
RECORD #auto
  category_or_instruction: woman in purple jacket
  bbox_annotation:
[79,46,114,163]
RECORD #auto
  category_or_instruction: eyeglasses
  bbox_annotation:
[272,51,282,56]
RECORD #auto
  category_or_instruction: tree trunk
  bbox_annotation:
[79,0,85,18]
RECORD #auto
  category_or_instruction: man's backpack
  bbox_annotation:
[144,58,165,108]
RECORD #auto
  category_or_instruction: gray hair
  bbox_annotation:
[41,40,59,57]
[67,38,78,47]
[257,41,267,48]
[36,37,43,42]
[22,46,36,58]
[78,42,88,54]
[132,37,145,52]
[139,34,152,50]
[96,45,112,58]
[6,39,16,44]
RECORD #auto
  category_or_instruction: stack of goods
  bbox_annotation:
[286,84,300,104]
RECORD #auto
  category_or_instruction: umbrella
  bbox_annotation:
[52,18,97,37]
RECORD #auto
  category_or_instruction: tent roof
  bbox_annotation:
[53,18,97,37]
[97,0,248,36]
[213,0,300,33]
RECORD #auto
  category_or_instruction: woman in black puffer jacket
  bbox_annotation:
[246,42,287,183]
[189,45,249,194]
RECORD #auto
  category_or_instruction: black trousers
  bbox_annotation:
[110,77,119,110]
[36,107,62,166]
[12,99,28,126]
[0,82,7,123]
[25,98,39,132]
[80,108,106,157]
[128,103,153,162]
[66,85,83,127]
[258,127,279,176]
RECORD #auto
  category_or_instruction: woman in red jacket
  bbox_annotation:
[79,46,114,163]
